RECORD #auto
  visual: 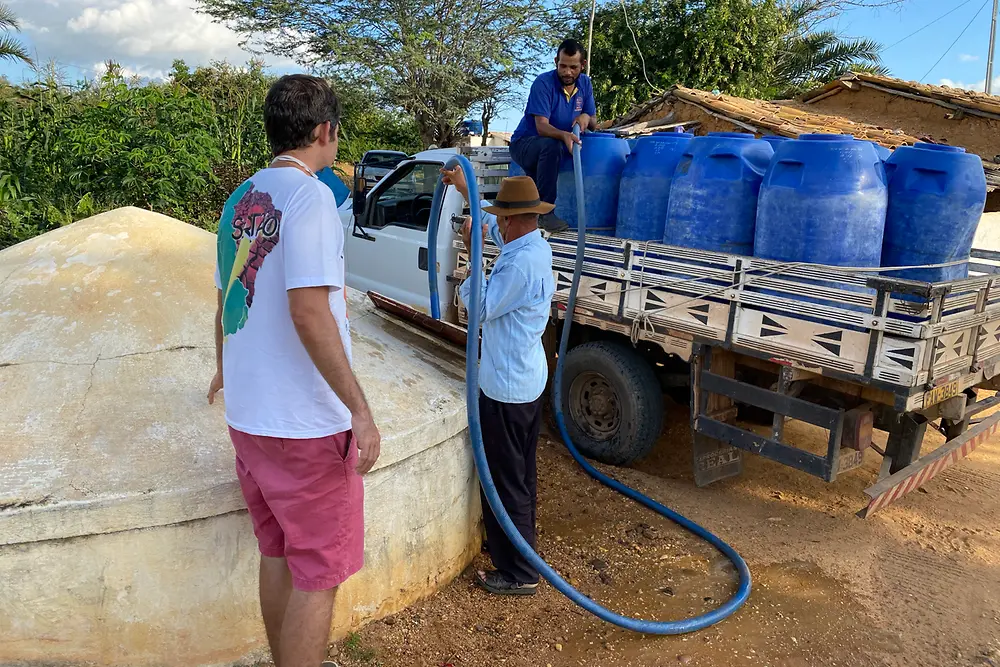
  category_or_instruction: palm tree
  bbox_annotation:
[0,2,32,65]
[768,1,888,98]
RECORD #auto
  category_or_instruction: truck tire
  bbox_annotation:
[558,341,664,466]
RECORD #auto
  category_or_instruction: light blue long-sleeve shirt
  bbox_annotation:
[460,204,555,404]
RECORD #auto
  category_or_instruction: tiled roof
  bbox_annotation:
[668,86,919,147]
[802,73,1000,119]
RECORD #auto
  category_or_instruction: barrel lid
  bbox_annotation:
[0,208,468,546]
[912,142,966,153]
[707,131,755,140]
[800,133,855,141]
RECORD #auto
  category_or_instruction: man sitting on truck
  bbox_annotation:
[442,165,555,596]
[509,38,597,233]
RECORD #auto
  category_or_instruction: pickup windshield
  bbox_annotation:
[363,151,407,168]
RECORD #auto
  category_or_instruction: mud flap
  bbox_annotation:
[692,433,744,486]
[691,346,743,486]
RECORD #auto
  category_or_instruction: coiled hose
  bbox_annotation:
[427,140,751,634]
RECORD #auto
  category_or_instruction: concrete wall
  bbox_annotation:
[0,432,480,667]
[0,209,481,666]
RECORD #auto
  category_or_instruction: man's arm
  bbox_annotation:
[575,78,598,132]
[535,116,579,154]
[458,263,529,325]
[440,166,502,247]
[208,288,224,404]
[289,286,381,473]
[282,185,380,474]
[574,113,597,132]
[288,287,370,416]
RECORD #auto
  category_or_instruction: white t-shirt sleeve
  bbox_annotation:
[282,183,345,291]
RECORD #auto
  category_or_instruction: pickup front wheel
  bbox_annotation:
[558,341,664,466]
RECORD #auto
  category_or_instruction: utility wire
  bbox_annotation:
[620,0,661,94]
[885,0,976,50]
[920,0,991,82]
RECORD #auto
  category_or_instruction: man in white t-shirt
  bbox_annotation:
[207,74,381,667]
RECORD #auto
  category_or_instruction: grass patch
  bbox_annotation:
[343,632,379,664]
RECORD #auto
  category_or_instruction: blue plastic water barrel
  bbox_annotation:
[762,135,790,151]
[627,138,640,152]
[755,134,887,266]
[865,140,892,162]
[461,119,484,136]
[555,132,629,234]
[615,133,693,241]
[663,132,773,254]
[881,142,987,282]
[317,167,350,207]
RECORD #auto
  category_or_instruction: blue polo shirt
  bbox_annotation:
[511,70,597,143]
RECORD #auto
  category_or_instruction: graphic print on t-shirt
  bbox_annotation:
[218,181,283,336]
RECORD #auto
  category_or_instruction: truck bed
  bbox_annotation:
[454,233,1000,411]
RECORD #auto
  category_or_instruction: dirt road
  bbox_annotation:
[330,405,1000,667]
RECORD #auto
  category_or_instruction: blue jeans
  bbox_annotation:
[510,135,564,206]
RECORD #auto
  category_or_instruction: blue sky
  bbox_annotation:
[2,0,997,133]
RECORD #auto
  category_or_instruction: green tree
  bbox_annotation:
[767,1,888,98]
[576,0,887,118]
[0,2,31,65]
[0,65,223,246]
[197,0,572,147]
[579,0,790,119]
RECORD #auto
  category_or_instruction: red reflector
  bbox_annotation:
[843,408,874,452]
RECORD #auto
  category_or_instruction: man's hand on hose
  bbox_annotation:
[573,113,593,134]
[352,411,382,475]
[562,130,582,155]
[461,216,488,254]
[440,166,470,201]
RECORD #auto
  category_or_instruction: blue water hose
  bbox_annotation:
[431,143,752,634]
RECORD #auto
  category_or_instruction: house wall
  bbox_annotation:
[807,88,1000,160]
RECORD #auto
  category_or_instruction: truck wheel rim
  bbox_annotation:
[569,372,621,441]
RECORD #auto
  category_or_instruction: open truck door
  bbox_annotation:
[344,158,464,315]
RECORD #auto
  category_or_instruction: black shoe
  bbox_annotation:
[475,569,539,596]
[538,213,570,233]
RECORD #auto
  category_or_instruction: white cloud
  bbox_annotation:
[938,76,1000,93]
[958,54,981,63]
[6,0,297,81]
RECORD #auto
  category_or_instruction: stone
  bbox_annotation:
[0,209,480,666]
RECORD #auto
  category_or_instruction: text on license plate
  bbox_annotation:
[926,380,960,407]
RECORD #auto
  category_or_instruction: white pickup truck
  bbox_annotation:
[341,145,1000,518]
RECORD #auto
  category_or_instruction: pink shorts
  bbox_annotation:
[229,427,365,591]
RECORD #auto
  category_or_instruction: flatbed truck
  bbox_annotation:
[339,145,1000,518]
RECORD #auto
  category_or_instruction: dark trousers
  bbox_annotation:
[478,391,543,585]
[510,136,563,205]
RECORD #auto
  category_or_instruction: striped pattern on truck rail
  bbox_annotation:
[858,408,1000,518]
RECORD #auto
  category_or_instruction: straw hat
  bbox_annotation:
[482,176,555,217]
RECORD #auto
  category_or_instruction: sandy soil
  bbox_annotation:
[327,406,1000,667]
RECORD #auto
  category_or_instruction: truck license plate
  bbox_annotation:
[925,379,960,407]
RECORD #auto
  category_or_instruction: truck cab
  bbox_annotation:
[342,148,489,315]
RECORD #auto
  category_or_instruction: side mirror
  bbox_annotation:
[353,164,367,216]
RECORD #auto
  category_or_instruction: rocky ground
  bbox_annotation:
[326,405,1000,667]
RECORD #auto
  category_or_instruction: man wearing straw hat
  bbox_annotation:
[442,167,556,596]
